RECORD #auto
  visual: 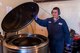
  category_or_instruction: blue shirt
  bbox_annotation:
[35,16,70,44]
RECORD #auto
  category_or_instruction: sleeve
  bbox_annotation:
[62,20,71,44]
[35,18,48,27]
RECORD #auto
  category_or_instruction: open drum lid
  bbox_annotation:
[1,2,39,32]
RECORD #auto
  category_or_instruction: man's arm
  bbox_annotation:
[63,20,71,45]
[34,16,48,27]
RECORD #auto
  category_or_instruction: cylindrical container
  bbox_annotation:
[3,34,49,53]
[1,2,49,53]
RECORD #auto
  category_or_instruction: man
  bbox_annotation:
[33,7,71,53]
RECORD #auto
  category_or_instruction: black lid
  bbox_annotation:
[1,2,39,32]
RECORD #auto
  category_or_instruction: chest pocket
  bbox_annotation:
[56,22,63,31]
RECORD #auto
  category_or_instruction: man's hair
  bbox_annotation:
[51,7,61,15]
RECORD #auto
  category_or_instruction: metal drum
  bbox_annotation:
[3,34,48,53]
[1,2,49,53]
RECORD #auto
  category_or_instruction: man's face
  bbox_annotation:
[52,9,59,18]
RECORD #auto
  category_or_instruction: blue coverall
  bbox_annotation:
[35,16,70,53]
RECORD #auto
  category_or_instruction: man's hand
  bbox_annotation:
[34,16,38,20]
[32,13,38,20]
[66,44,71,50]
[66,44,72,53]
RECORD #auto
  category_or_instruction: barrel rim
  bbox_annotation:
[3,34,48,50]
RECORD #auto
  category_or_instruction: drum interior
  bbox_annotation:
[5,34,47,47]
[11,37,42,46]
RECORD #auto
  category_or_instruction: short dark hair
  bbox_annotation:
[51,7,61,15]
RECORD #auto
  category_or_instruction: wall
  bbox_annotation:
[20,0,80,36]
[0,0,33,35]
[36,0,80,35]
[0,0,80,36]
